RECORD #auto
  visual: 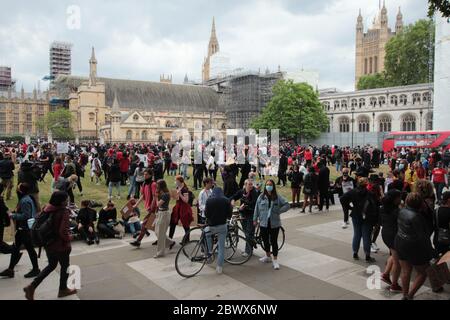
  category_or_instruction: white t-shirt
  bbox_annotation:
[341,179,354,194]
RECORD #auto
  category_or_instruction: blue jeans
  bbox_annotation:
[205,224,227,268]
[108,182,121,198]
[336,161,342,172]
[125,221,141,234]
[241,216,254,255]
[351,215,373,256]
[180,164,189,179]
[128,176,136,196]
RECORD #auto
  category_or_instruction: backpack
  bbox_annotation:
[31,211,55,247]
[188,190,195,207]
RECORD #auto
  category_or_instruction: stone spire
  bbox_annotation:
[183,73,189,84]
[357,8,364,33]
[396,6,404,33]
[89,47,97,86]
[208,17,219,57]
[112,92,120,114]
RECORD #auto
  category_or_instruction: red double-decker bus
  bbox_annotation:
[382,131,450,152]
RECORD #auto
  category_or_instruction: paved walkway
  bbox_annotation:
[1,203,449,300]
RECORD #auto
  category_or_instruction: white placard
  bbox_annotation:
[57,142,69,154]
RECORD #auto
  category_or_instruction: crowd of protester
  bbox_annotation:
[0,140,448,300]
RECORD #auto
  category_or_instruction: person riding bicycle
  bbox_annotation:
[230,179,259,257]
[204,187,233,274]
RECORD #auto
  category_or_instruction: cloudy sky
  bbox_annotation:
[0,0,428,92]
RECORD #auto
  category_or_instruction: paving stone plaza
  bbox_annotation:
[2,203,448,300]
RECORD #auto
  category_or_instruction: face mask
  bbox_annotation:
[399,164,405,170]
[266,185,274,192]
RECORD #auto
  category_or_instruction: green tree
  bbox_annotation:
[36,108,75,141]
[384,19,435,87]
[357,72,389,90]
[251,80,328,142]
[428,0,450,17]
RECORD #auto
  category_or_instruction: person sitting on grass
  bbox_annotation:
[76,200,100,245]
[97,201,123,239]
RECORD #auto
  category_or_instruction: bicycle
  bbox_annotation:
[175,221,253,278]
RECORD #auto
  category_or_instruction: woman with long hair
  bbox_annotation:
[169,176,193,242]
[154,179,175,258]
[254,179,290,270]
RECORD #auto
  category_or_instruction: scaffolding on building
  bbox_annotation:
[0,66,16,91]
[49,41,73,80]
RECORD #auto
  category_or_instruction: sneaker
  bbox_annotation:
[130,241,141,248]
[272,261,280,270]
[341,222,348,229]
[241,252,249,257]
[381,273,392,286]
[353,253,359,260]
[58,288,77,298]
[152,241,158,246]
[0,269,14,278]
[87,240,94,246]
[24,269,41,278]
[365,256,376,263]
[371,243,379,253]
[169,241,176,250]
[216,266,223,274]
[389,283,403,293]
[95,238,100,245]
[133,233,139,239]
[145,231,151,237]
[259,256,272,263]
[23,285,35,300]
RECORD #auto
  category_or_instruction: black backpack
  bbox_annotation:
[31,211,55,247]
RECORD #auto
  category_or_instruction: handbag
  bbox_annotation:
[144,212,156,231]
[426,261,450,292]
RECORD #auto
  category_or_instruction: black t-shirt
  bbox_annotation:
[158,193,170,211]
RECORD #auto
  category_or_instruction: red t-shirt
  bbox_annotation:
[304,151,312,161]
[141,181,157,213]
[120,157,130,173]
[432,168,447,183]
[53,163,63,181]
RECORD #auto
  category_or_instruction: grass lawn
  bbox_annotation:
[2,164,390,242]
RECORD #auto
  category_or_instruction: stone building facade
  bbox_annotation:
[0,88,50,137]
[355,3,403,86]
[319,83,434,135]
[54,48,227,143]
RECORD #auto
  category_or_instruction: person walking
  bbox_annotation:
[334,168,356,228]
[169,176,193,242]
[130,169,156,248]
[23,191,77,300]
[287,165,303,208]
[133,162,145,199]
[318,160,330,212]
[90,154,102,185]
[254,179,290,270]
[301,166,318,213]
[108,159,122,200]
[0,183,40,279]
[395,192,433,300]
[339,177,378,263]
[205,187,233,274]
[154,179,175,258]
[52,157,64,192]
[380,189,403,293]
[432,162,448,204]
[0,185,13,254]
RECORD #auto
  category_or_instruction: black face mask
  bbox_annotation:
[145,178,152,184]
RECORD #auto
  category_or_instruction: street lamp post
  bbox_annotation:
[351,106,355,148]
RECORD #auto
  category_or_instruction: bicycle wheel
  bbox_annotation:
[182,226,203,244]
[277,226,286,251]
[225,235,253,265]
[175,240,207,278]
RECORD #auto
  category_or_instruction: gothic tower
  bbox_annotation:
[202,17,220,83]
[355,1,403,88]
[89,47,97,86]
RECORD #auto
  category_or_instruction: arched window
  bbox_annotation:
[141,130,148,140]
[399,94,407,105]
[341,100,348,110]
[322,101,330,111]
[412,93,421,104]
[426,113,433,130]
[133,114,139,121]
[359,98,365,108]
[334,100,340,110]
[370,97,377,107]
[401,114,416,131]
[351,99,358,108]
[165,120,172,128]
[358,116,370,132]
[89,112,95,122]
[126,130,133,140]
[378,96,386,106]
[390,95,398,106]
[423,92,431,102]
[221,123,227,130]
[379,116,392,132]
[339,117,350,133]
